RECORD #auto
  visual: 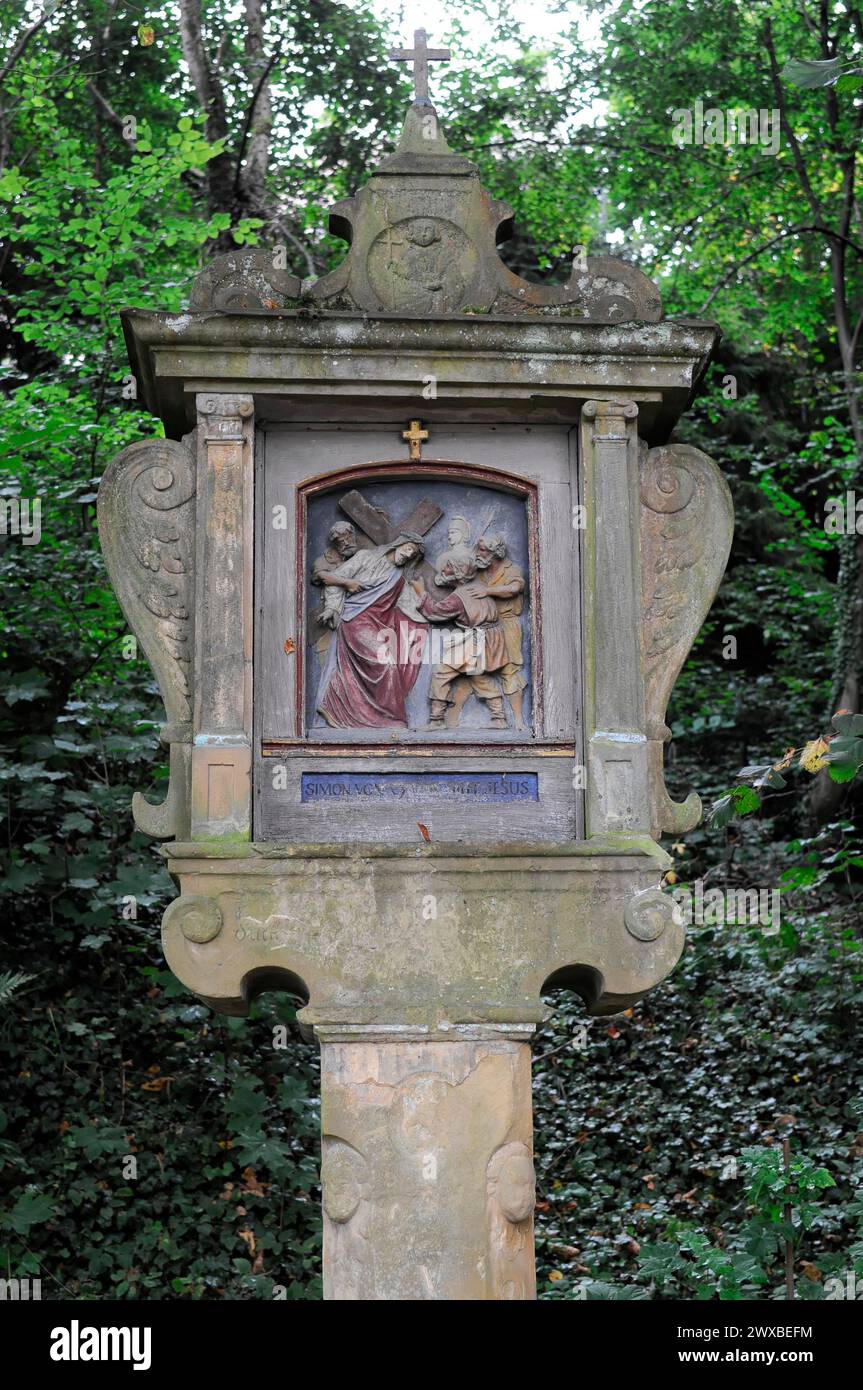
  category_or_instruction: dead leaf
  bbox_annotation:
[284,638,296,655]
[240,1167,268,1196]
[799,737,830,773]
[417,822,431,843]
[237,1227,256,1255]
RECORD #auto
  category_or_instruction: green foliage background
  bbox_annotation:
[1,0,861,1300]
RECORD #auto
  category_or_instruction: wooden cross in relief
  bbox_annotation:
[338,491,442,549]
[389,28,451,104]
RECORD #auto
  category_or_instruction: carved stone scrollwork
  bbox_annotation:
[189,248,301,312]
[97,438,196,839]
[491,255,662,323]
[640,442,734,836]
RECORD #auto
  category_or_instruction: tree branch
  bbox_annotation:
[0,2,63,87]
[698,225,828,312]
[763,18,825,226]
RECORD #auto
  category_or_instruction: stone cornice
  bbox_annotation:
[121,308,719,440]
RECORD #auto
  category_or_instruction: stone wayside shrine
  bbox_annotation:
[98,32,733,1300]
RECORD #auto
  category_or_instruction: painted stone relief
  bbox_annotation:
[306,478,532,735]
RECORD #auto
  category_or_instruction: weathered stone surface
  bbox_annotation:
[640,442,734,836]
[97,437,196,839]
[319,1032,535,1299]
[186,102,661,326]
[190,393,255,841]
[308,103,661,323]
[160,838,683,1023]
[189,247,301,312]
[119,308,718,442]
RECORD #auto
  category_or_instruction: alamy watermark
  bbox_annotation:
[0,496,41,545]
[375,621,485,670]
[669,878,780,935]
[672,100,781,156]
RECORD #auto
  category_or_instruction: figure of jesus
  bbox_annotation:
[314,534,428,729]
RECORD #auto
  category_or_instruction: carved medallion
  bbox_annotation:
[366,217,479,313]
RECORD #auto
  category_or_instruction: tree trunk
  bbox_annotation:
[177,0,236,237]
[237,0,274,217]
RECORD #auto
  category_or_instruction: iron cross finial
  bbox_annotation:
[389,28,451,105]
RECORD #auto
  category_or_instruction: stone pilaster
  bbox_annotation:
[191,393,255,839]
[317,1026,537,1301]
[581,400,650,837]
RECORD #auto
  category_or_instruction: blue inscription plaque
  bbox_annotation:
[301,771,538,804]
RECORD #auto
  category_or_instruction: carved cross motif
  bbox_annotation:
[401,419,429,461]
[388,28,451,104]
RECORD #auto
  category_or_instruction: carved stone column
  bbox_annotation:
[581,400,650,837]
[318,1027,536,1301]
[191,393,255,839]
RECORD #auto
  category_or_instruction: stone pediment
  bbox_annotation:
[190,101,661,324]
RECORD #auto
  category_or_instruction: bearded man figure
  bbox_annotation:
[314,534,427,729]
[311,521,359,669]
[411,552,508,730]
[474,534,528,731]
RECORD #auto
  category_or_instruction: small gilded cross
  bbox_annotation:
[401,419,429,461]
[389,28,451,105]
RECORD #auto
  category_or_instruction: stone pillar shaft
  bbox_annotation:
[581,399,650,835]
[318,1030,537,1300]
[191,392,255,839]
